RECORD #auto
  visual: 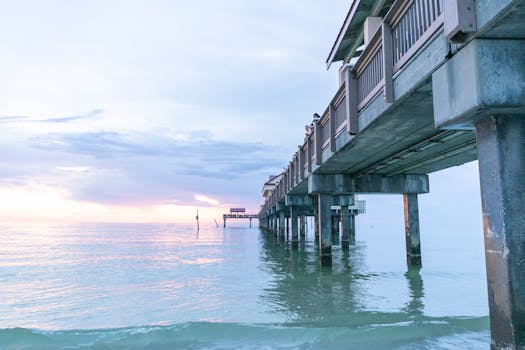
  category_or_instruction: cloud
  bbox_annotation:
[0,0,374,215]
[0,109,103,124]
[0,129,285,207]
[194,194,220,206]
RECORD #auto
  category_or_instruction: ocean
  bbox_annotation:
[0,217,489,349]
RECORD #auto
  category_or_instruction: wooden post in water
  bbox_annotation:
[196,210,200,232]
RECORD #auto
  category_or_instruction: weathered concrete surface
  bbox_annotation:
[285,194,314,207]
[476,115,525,349]
[279,211,285,238]
[476,0,525,39]
[290,207,299,247]
[308,174,429,194]
[341,206,355,247]
[433,39,525,130]
[299,215,306,238]
[331,194,355,206]
[331,212,340,244]
[318,194,332,266]
[314,213,320,242]
[404,194,422,267]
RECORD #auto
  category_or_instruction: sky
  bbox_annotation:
[0,1,483,224]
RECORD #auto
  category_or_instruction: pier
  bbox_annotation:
[223,208,258,227]
[258,0,525,348]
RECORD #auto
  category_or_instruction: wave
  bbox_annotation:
[0,315,489,350]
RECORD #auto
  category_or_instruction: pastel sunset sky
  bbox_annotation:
[0,1,482,224]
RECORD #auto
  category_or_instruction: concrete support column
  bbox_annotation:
[404,194,422,267]
[475,115,525,349]
[318,194,332,266]
[299,215,306,239]
[290,207,299,247]
[314,213,320,242]
[341,206,355,246]
[350,215,356,245]
[331,212,340,244]
[279,211,285,238]
[273,216,278,235]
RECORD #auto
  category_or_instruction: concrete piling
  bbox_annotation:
[279,211,285,238]
[476,115,525,349]
[318,194,332,266]
[341,206,355,247]
[403,194,422,267]
[290,208,299,247]
[299,215,306,239]
[331,211,340,244]
[314,212,320,243]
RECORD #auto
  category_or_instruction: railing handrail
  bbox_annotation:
[332,83,346,108]
[261,0,446,211]
[384,0,413,27]
[354,28,383,77]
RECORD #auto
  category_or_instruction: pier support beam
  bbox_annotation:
[314,213,320,242]
[432,39,525,349]
[279,211,285,238]
[404,194,421,267]
[284,213,290,239]
[331,211,340,244]
[476,115,525,349]
[290,207,299,247]
[318,194,332,266]
[341,206,355,247]
[299,215,306,239]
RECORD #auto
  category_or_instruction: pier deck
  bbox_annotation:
[258,0,525,348]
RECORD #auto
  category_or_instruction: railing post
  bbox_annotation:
[295,155,299,185]
[382,22,394,103]
[287,167,291,191]
[329,104,336,152]
[314,121,322,165]
[307,139,312,173]
[344,67,359,135]
[298,146,304,181]
[293,158,297,186]
[297,147,304,183]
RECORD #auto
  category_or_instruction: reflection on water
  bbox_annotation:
[257,228,489,348]
[404,267,425,316]
[259,231,431,326]
[0,223,490,349]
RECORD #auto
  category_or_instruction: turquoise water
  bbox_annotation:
[0,219,489,349]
